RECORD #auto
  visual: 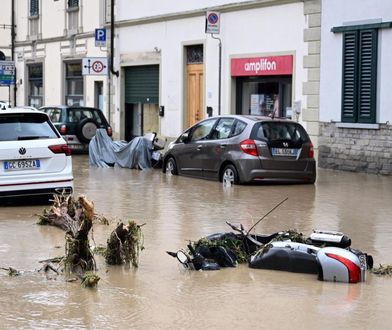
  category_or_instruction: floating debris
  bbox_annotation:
[371,264,392,276]
[1,267,20,276]
[93,246,107,257]
[81,272,100,288]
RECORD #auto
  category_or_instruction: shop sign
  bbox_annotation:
[0,61,15,86]
[231,55,293,76]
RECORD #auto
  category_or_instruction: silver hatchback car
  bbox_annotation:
[162,115,316,185]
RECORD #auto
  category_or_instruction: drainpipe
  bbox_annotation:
[11,0,16,106]
[110,0,119,77]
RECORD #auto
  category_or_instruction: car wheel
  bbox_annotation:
[222,164,239,186]
[165,157,178,175]
[76,118,99,144]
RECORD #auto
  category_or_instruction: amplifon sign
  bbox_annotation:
[231,55,293,76]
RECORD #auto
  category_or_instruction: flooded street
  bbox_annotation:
[1,154,392,329]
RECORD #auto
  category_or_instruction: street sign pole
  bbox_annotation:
[205,11,222,115]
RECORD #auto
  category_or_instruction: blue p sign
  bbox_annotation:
[95,28,106,47]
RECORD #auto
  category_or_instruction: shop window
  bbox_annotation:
[28,64,43,108]
[236,77,292,118]
[341,29,377,123]
[65,61,83,106]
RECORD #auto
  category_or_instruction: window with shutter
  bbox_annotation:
[341,29,377,123]
[30,0,39,16]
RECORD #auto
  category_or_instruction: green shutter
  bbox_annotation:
[341,29,377,124]
[341,31,358,122]
[30,0,39,16]
[125,65,159,104]
[358,29,377,123]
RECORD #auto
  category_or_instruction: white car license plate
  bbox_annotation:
[3,159,41,171]
[271,148,298,156]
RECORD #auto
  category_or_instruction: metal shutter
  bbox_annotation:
[125,65,159,104]
[358,29,377,123]
[341,31,358,122]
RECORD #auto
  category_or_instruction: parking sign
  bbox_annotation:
[205,11,220,34]
[95,28,106,47]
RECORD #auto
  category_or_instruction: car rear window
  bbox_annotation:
[42,108,62,122]
[251,122,310,143]
[0,113,59,141]
[68,108,103,124]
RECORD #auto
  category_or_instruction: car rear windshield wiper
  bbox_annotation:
[17,135,50,140]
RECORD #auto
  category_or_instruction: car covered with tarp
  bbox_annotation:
[89,129,154,169]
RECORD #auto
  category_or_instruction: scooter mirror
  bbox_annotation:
[176,250,189,265]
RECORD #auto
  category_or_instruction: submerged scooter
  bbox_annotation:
[167,196,373,284]
[168,222,372,283]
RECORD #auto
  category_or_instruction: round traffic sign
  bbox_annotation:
[92,60,104,73]
[208,13,219,25]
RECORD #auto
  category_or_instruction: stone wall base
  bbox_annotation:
[318,122,392,175]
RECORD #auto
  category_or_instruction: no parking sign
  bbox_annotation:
[205,11,220,34]
[82,57,108,76]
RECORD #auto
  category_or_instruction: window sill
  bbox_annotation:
[335,122,380,130]
[67,6,79,13]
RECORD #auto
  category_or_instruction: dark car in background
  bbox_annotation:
[162,115,316,185]
[39,106,112,153]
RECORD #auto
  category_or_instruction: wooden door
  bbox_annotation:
[187,64,204,127]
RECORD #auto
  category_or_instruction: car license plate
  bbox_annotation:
[271,148,298,156]
[3,159,41,171]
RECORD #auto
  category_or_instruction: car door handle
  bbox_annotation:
[220,144,227,148]
[197,145,203,151]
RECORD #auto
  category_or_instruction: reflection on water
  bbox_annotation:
[1,155,392,329]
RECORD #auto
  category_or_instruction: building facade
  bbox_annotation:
[0,0,12,104]
[10,0,109,116]
[319,0,392,175]
[110,0,321,144]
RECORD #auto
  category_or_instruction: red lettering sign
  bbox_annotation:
[231,55,293,76]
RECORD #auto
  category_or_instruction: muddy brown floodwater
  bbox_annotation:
[1,155,392,329]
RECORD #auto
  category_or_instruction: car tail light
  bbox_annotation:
[60,125,67,134]
[49,144,72,156]
[326,253,361,283]
[240,139,258,157]
[308,143,314,159]
[106,126,113,137]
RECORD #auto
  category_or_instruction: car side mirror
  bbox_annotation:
[180,132,189,143]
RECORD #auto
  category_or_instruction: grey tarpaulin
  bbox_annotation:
[89,129,153,169]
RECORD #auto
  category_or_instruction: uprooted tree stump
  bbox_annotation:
[106,221,144,267]
[37,193,96,274]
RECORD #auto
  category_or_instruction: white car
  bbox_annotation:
[0,109,74,199]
